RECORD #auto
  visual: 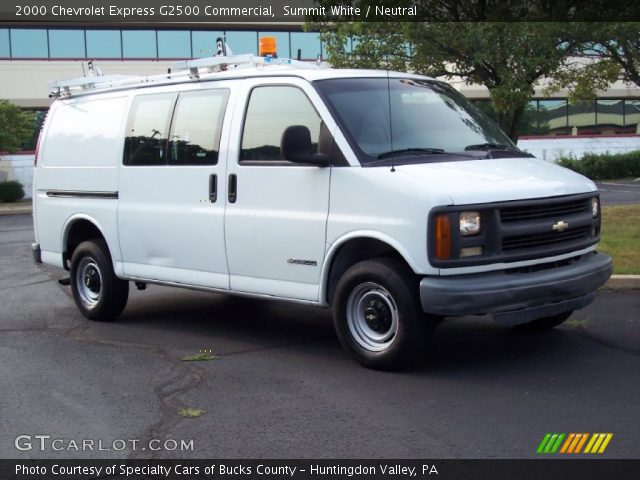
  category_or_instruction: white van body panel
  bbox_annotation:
[34,94,129,266]
[393,158,597,206]
[224,77,333,301]
[116,81,237,289]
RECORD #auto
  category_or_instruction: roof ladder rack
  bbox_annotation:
[171,54,255,79]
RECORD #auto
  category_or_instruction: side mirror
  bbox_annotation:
[281,126,330,167]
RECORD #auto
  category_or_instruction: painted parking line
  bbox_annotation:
[599,182,640,188]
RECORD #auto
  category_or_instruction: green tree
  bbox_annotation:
[0,100,36,153]
[546,23,640,102]
[309,8,581,141]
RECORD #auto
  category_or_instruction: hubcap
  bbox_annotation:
[76,257,103,309]
[346,282,399,352]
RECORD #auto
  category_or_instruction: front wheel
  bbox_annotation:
[70,239,129,321]
[517,311,573,331]
[333,258,433,370]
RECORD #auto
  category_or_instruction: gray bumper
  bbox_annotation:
[420,252,612,326]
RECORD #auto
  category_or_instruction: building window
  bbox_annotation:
[0,29,10,57]
[240,86,321,163]
[224,31,258,55]
[86,30,121,58]
[519,100,538,136]
[291,32,321,60]
[538,100,568,136]
[191,30,224,57]
[597,99,624,134]
[568,100,596,134]
[122,30,156,58]
[624,99,640,134]
[168,90,229,165]
[158,30,191,59]
[48,29,85,58]
[10,29,48,58]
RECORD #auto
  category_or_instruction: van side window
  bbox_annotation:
[240,86,321,164]
[168,89,229,166]
[123,93,176,166]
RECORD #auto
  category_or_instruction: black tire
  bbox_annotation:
[70,239,129,321]
[333,257,434,370]
[517,311,573,331]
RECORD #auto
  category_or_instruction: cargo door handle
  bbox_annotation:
[209,174,217,203]
[228,174,237,203]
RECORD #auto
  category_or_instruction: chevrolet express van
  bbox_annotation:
[32,52,612,369]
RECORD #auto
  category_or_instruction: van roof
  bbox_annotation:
[48,55,435,99]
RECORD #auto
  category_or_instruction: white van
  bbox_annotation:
[32,51,612,369]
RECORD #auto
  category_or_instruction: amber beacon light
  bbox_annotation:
[259,37,277,57]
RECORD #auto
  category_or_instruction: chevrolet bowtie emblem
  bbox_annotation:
[552,220,569,232]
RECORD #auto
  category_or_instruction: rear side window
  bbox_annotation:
[168,90,229,166]
[124,93,176,166]
[240,86,321,164]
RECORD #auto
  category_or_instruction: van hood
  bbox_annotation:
[394,157,597,205]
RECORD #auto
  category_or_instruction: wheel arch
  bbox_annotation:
[61,215,109,271]
[321,232,419,306]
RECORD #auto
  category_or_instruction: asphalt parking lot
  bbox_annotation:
[597,179,640,206]
[0,214,638,460]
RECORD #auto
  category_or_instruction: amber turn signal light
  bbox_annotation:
[434,214,452,260]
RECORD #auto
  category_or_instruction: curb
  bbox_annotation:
[1,205,638,291]
[604,275,640,291]
[0,206,32,216]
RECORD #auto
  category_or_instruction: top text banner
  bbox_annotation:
[4,1,422,24]
[3,1,639,24]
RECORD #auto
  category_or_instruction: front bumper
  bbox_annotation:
[420,252,612,326]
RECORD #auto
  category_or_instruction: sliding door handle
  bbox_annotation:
[228,174,237,203]
[209,174,217,203]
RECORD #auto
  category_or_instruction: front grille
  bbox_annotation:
[503,226,592,252]
[429,193,600,268]
[500,198,590,222]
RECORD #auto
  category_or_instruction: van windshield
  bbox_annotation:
[314,77,520,165]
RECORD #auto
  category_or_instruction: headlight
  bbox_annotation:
[591,197,599,218]
[459,211,481,236]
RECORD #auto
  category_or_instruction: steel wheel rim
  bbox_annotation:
[76,257,103,309]
[346,282,399,352]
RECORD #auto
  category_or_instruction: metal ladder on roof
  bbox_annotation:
[48,39,324,98]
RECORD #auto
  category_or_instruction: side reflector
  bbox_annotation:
[435,215,451,260]
[259,37,277,57]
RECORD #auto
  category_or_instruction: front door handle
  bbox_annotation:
[228,174,237,203]
[209,174,217,203]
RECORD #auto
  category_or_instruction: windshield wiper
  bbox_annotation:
[464,142,515,151]
[377,148,447,159]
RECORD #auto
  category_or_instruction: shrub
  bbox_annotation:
[556,150,640,180]
[0,180,25,202]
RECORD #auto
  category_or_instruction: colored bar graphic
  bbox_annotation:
[537,433,552,454]
[537,433,566,454]
[560,433,575,453]
[574,433,589,454]
[598,434,613,453]
[538,433,613,454]
[584,433,614,454]
[584,433,598,453]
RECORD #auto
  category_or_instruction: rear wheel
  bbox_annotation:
[517,311,573,330]
[70,240,129,321]
[333,257,433,370]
